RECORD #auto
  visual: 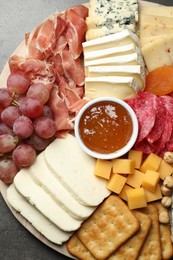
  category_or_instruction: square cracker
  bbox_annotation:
[138,204,162,260]
[66,234,96,260]
[77,195,140,260]
[108,210,151,260]
[153,202,173,260]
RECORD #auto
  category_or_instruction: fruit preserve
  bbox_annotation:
[79,101,133,154]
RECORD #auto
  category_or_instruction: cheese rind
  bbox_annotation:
[14,169,83,232]
[44,134,111,207]
[7,184,72,245]
[30,153,95,220]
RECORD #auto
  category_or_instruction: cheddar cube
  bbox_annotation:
[119,184,134,201]
[157,159,173,180]
[140,153,162,173]
[126,169,145,188]
[94,159,112,179]
[144,184,162,203]
[142,170,160,193]
[107,173,127,194]
[112,159,135,174]
[126,188,147,210]
[128,150,143,169]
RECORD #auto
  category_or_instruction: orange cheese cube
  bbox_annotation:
[126,187,147,210]
[128,150,143,169]
[144,184,162,203]
[94,159,112,179]
[142,170,160,193]
[112,159,135,174]
[119,184,134,201]
[107,173,127,194]
[126,169,145,188]
[140,153,162,173]
[157,159,173,180]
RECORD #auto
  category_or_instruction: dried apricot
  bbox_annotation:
[145,66,173,96]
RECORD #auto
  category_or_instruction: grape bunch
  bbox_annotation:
[0,70,56,184]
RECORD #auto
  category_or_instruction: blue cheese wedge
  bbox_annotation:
[44,134,111,207]
[7,184,72,245]
[30,153,95,220]
[14,168,83,232]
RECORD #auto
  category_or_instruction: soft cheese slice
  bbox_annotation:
[7,184,72,245]
[87,65,145,89]
[30,153,95,220]
[14,168,83,232]
[84,43,139,60]
[82,30,140,52]
[85,76,141,93]
[84,52,143,67]
[44,134,111,207]
[85,80,135,100]
[141,33,173,71]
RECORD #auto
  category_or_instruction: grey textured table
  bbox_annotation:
[0,0,171,260]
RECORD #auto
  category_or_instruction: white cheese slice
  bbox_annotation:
[44,134,111,207]
[14,168,83,232]
[141,33,173,71]
[82,30,140,51]
[84,52,143,67]
[30,153,95,220]
[7,184,72,245]
[87,65,145,89]
[84,43,139,60]
[85,78,135,100]
[85,76,141,93]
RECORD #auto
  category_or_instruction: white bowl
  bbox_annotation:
[74,97,138,160]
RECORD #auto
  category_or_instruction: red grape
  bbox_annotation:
[27,133,52,151]
[27,83,50,104]
[19,97,43,119]
[0,122,13,135]
[1,106,21,127]
[12,144,36,167]
[0,158,19,184]
[0,89,12,108]
[34,117,56,139]
[13,116,33,138]
[0,134,19,154]
[7,71,30,95]
[42,105,54,119]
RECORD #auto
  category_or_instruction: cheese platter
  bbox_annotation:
[1,0,173,259]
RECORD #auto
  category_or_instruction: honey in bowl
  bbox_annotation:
[75,97,138,160]
[79,101,133,154]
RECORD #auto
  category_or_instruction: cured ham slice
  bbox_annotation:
[66,9,87,59]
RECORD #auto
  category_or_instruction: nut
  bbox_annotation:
[161,196,172,208]
[161,185,172,196]
[159,211,170,224]
[164,152,173,165]
[163,176,173,189]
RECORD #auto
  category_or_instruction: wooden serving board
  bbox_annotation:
[0,1,168,259]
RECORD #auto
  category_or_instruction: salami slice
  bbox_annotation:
[146,97,165,144]
[134,92,156,143]
[135,139,155,155]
